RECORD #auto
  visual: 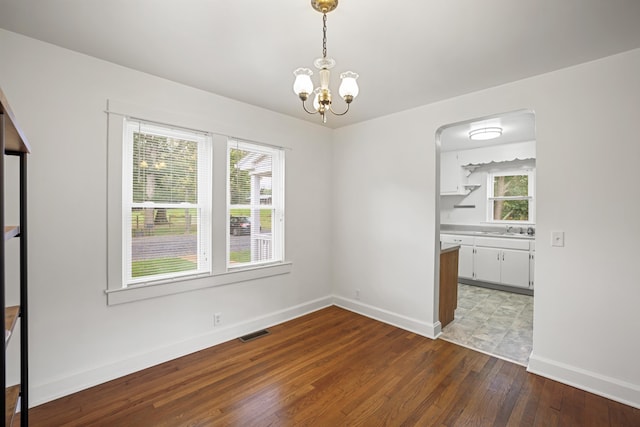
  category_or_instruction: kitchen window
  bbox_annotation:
[227,140,284,268]
[487,170,535,223]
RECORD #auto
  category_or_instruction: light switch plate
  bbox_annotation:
[551,231,565,247]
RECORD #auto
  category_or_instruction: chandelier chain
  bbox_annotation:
[322,13,327,58]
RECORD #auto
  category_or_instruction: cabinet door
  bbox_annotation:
[474,247,501,283]
[459,245,474,279]
[529,252,535,288]
[501,249,530,288]
[440,151,461,194]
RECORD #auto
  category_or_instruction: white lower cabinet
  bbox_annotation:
[441,233,534,289]
[529,242,535,288]
[440,234,474,279]
[500,248,531,288]
[474,238,531,288]
[474,247,502,283]
[474,246,530,287]
[458,245,474,279]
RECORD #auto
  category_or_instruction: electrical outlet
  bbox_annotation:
[355,289,360,300]
[214,313,222,326]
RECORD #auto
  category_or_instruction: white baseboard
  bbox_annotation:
[30,296,333,407]
[332,295,440,339]
[528,353,640,409]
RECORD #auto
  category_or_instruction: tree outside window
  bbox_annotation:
[487,170,534,223]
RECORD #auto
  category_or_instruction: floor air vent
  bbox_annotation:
[239,329,270,343]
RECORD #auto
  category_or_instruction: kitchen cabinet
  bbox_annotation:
[474,237,530,288]
[440,151,465,195]
[529,241,535,288]
[440,234,473,279]
[441,233,533,289]
[500,249,531,288]
[458,245,474,279]
[474,247,501,283]
[475,246,529,287]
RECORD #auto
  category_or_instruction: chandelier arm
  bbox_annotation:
[328,102,350,116]
[301,99,319,115]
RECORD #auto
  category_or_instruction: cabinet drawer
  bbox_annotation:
[440,234,474,246]
[474,237,529,250]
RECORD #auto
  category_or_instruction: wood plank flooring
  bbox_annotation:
[26,306,640,426]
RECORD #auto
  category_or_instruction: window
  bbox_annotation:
[487,170,535,223]
[123,119,212,286]
[107,103,291,305]
[228,140,284,268]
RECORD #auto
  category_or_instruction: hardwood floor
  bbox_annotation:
[26,306,639,426]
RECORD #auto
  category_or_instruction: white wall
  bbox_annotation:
[332,49,640,407]
[0,29,334,405]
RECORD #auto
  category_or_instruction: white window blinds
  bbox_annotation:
[227,139,284,268]
[123,119,212,285]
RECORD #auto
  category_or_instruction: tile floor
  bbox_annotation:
[440,283,533,366]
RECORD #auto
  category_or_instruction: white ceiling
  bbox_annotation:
[440,110,536,152]
[1,0,640,129]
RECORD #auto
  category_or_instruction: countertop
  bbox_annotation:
[440,243,461,254]
[441,230,534,240]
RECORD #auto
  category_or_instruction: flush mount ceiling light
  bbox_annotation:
[469,127,503,141]
[293,0,359,124]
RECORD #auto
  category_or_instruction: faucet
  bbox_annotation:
[506,226,514,233]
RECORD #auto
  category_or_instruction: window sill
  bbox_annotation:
[485,221,535,225]
[105,261,292,306]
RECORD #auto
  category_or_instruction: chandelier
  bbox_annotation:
[293,0,359,124]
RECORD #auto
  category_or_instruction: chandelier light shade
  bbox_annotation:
[469,127,503,141]
[293,0,359,123]
[293,68,314,96]
[339,71,360,99]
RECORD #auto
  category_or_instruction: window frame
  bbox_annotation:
[226,139,285,270]
[105,100,292,306]
[486,169,535,224]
